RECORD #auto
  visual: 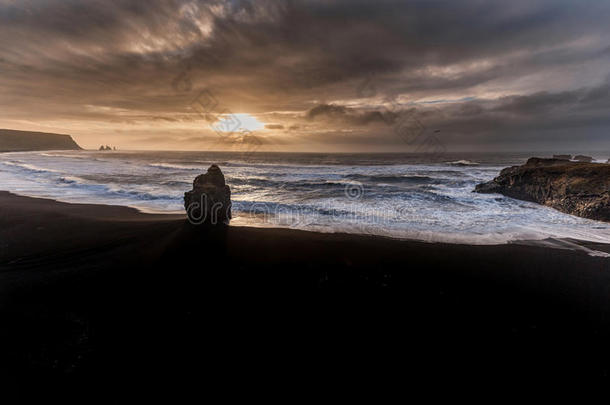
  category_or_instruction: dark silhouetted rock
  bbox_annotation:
[475,158,610,222]
[574,155,593,163]
[184,164,231,225]
[553,154,571,160]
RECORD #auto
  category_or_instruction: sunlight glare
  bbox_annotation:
[214,113,265,132]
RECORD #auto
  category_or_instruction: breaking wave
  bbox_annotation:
[0,150,608,250]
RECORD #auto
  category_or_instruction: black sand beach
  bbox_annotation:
[1,190,610,400]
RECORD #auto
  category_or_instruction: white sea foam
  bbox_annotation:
[148,162,201,170]
[1,160,61,174]
[446,160,480,166]
[0,150,608,251]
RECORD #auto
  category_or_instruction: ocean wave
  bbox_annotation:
[39,152,73,158]
[39,152,82,158]
[232,200,358,218]
[1,161,61,174]
[446,160,480,166]
[58,176,86,184]
[53,173,180,202]
[346,173,436,184]
[227,174,465,196]
[111,189,177,201]
[417,169,469,177]
[38,152,110,163]
[160,180,191,187]
[230,177,387,192]
[229,177,340,188]
[224,161,334,170]
[148,162,201,171]
[2,151,609,250]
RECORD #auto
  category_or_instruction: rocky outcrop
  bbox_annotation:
[184,164,231,225]
[475,158,610,222]
[574,155,593,163]
[553,154,571,160]
[0,129,81,152]
[98,145,116,151]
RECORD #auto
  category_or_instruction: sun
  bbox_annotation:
[213,113,265,132]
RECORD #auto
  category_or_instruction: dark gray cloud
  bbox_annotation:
[292,78,610,149]
[306,103,397,125]
[0,0,609,150]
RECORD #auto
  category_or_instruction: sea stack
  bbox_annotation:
[184,164,232,225]
[475,157,610,222]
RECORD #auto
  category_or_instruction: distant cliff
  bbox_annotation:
[0,129,82,152]
[475,158,610,222]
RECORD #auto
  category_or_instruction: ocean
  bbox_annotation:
[1,150,609,245]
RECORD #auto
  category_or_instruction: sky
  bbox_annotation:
[1,0,610,152]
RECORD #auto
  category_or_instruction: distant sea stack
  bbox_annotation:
[475,158,610,222]
[98,145,117,151]
[0,129,81,152]
[184,164,232,225]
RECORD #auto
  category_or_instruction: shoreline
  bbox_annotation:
[3,189,610,255]
[2,188,609,306]
[3,189,609,297]
[3,150,610,250]
[3,189,610,395]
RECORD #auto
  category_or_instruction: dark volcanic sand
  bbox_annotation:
[1,190,610,401]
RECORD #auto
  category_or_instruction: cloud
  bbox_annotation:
[0,0,610,150]
[306,104,397,125]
